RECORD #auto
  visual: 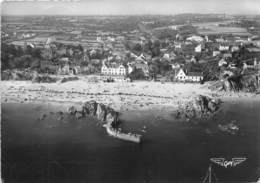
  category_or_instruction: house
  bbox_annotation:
[231,45,239,52]
[171,63,181,69]
[101,62,126,76]
[174,42,182,49]
[215,37,225,43]
[218,59,228,67]
[195,44,202,53]
[57,64,80,75]
[175,68,203,82]
[60,57,69,62]
[228,63,237,69]
[212,50,220,57]
[175,68,186,81]
[57,64,70,75]
[219,45,230,51]
[223,53,232,59]
[90,49,97,56]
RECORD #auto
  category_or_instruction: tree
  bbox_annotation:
[128,68,146,80]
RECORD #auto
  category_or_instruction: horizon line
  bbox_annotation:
[2,13,260,16]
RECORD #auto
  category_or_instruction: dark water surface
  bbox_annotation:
[2,100,260,183]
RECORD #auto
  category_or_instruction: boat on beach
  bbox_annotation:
[103,124,142,143]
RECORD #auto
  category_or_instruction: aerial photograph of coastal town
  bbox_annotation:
[1,0,260,182]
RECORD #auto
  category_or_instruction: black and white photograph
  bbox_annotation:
[1,0,260,182]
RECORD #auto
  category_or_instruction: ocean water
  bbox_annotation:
[1,99,260,183]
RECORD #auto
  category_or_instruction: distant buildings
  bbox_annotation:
[186,35,204,42]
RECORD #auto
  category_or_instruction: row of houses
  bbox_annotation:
[101,61,203,82]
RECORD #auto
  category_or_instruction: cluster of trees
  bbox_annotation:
[1,43,42,71]
[128,68,146,80]
[125,39,162,58]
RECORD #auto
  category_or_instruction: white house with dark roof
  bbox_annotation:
[195,44,202,53]
[175,68,203,82]
[101,62,126,76]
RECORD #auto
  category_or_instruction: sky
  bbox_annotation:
[1,0,260,15]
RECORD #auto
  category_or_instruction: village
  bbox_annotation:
[2,15,260,86]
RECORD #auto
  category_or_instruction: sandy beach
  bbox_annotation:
[1,79,259,112]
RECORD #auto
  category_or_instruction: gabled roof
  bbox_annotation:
[176,68,186,76]
[103,62,125,69]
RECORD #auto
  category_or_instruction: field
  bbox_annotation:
[193,21,250,35]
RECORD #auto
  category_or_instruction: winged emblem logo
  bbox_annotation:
[210,157,246,168]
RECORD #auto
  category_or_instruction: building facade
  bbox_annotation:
[101,63,126,76]
[175,68,203,82]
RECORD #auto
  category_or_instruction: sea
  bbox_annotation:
[1,99,260,183]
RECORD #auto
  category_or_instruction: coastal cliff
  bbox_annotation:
[209,74,259,93]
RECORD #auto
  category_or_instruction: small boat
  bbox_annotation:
[103,124,142,143]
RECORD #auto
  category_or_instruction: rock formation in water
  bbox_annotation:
[175,95,222,120]
[69,100,120,128]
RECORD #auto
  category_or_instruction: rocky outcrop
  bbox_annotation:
[175,95,222,120]
[209,74,259,93]
[82,100,98,116]
[69,100,120,127]
[96,103,107,121]
[240,74,259,92]
[105,108,120,127]
[67,100,141,143]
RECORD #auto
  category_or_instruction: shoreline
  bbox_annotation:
[1,80,260,113]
